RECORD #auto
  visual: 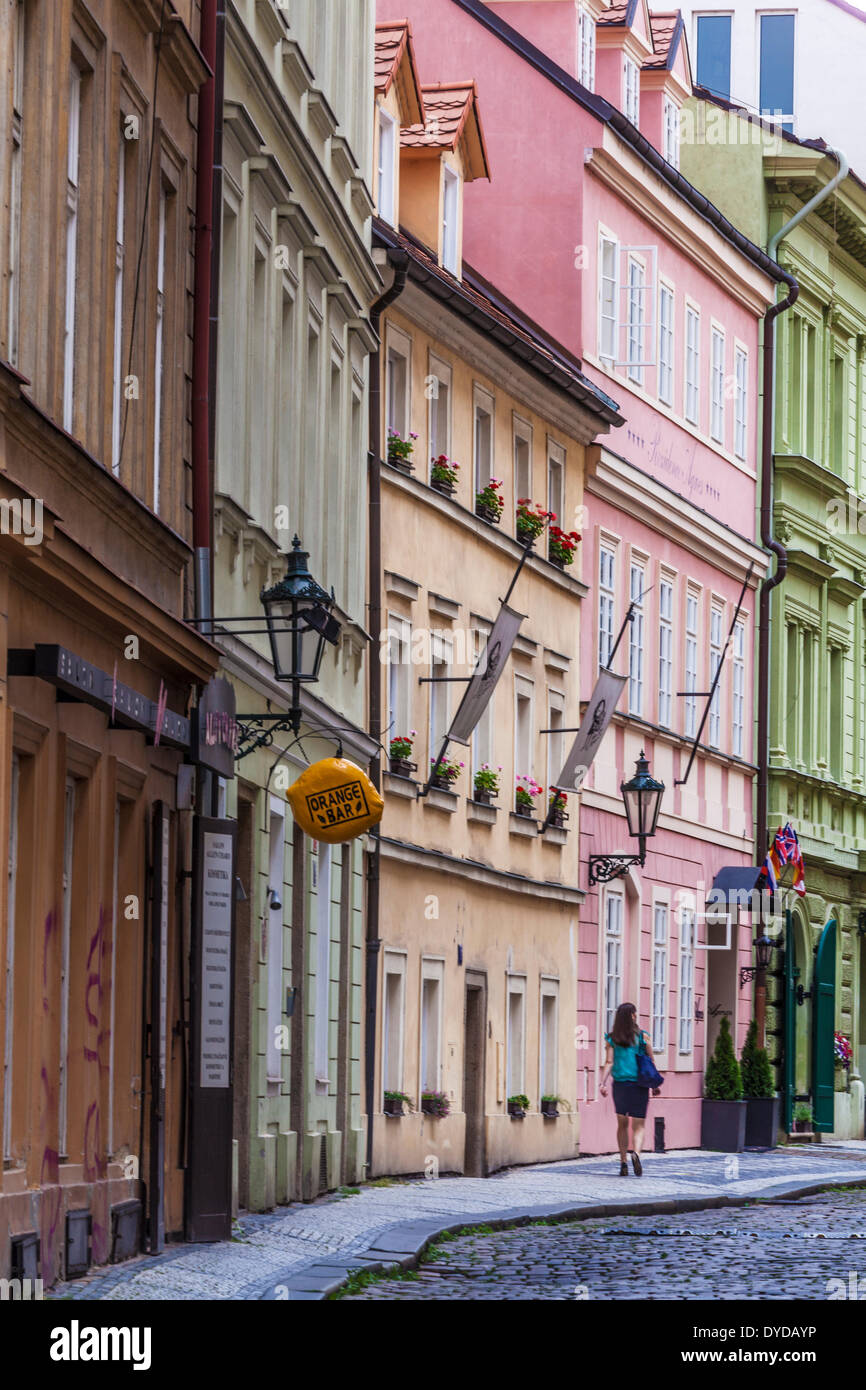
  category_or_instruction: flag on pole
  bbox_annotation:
[760,823,806,897]
[555,667,627,792]
[447,602,524,744]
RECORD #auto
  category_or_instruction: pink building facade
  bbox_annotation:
[389,0,787,1150]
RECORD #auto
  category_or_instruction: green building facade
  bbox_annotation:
[682,102,866,1139]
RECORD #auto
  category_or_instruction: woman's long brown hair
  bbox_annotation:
[611,1002,638,1048]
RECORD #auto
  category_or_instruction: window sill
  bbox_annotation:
[509,813,538,837]
[384,771,418,800]
[424,787,458,813]
[466,799,497,825]
[543,826,567,847]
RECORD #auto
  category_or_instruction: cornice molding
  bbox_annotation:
[378,834,585,903]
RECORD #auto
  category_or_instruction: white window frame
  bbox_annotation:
[663,95,680,168]
[63,63,82,433]
[428,351,452,463]
[598,540,616,668]
[626,254,646,385]
[546,689,565,792]
[473,385,494,493]
[547,438,565,524]
[387,613,412,744]
[658,573,674,727]
[628,558,646,715]
[603,888,624,1034]
[420,957,445,1092]
[514,674,535,786]
[734,344,748,460]
[685,587,699,738]
[506,974,527,1098]
[429,630,453,764]
[658,280,674,407]
[471,624,494,781]
[382,950,407,1093]
[598,231,618,363]
[442,163,459,274]
[513,414,533,514]
[623,54,640,124]
[678,907,696,1056]
[385,324,411,443]
[709,601,724,749]
[651,901,669,1053]
[376,106,396,225]
[539,978,559,1099]
[685,302,700,426]
[732,619,746,758]
[710,324,725,445]
[578,5,596,90]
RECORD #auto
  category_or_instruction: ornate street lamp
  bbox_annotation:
[588,750,665,885]
[260,535,339,688]
[740,933,777,989]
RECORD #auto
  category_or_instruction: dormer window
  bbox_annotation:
[623,56,640,124]
[442,165,459,274]
[579,6,596,91]
[663,97,680,168]
[377,107,396,224]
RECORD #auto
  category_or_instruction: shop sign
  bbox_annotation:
[286,757,384,842]
[191,676,238,779]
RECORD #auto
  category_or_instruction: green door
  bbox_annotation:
[783,910,797,1133]
[812,919,837,1133]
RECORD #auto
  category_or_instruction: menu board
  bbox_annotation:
[199,829,234,1088]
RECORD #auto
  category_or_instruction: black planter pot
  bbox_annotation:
[507,1102,526,1118]
[745,1096,780,1148]
[475,501,501,524]
[430,478,456,497]
[389,757,416,778]
[514,802,534,818]
[548,552,566,570]
[541,1101,558,1118]
[473,788,496,806]
[430,774,457,792]
[701,1099,747,1152]
[549,808,568,828]
[516,526,538,547]
[388,456,414,475]
[384,1095,405,1117]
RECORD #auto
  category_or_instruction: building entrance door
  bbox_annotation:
[463,972,487,1176]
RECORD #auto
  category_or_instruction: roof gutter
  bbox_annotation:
[756,147,848,862]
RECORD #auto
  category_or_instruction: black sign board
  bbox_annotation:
[186,816,237,1242]
[191,676,238,779]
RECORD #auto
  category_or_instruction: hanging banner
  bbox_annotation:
[286,758,384,842]
[447,603,525,744]
[556,667,627,791]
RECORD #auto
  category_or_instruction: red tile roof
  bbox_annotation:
[375,21,425,123]
[644,12,683,70]
[401,82,491,180]
[598,1,636,27]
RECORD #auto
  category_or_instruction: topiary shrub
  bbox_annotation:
[704,1016,743,1101]
[740,1018,775,1099]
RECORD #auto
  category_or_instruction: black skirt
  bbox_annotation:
[612,1080,649,1118]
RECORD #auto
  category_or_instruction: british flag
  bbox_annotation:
[760,823,806,898]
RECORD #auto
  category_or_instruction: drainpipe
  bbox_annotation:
[191,0,224,637]
[756,145,847,1045]
[365,249,409,1177]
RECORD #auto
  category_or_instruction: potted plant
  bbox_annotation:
[389,731,417,777]
[516,499,552,546]
[507,1094,530,1118]
[473,763,501,805]
[548,524,581,569]
[740,1018,779,1148]
[548,789,569,827]
[700,1016,746,1152]
[384,1090,413,1117]
[421,1090,451,1118]
[541,1095,569,1118]
[514,774,543,818]
[430,454,460,497]
[475,477,504,524]
[834,1031,853,1091]
[387,428,417,473]
[793,1102,813,1134]
[429,755,463,791]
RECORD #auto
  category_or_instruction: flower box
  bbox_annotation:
[514,801,534,818]
[431,478,456,498]
[475,500,500,523]
[473,788,496,806]
[384,1092,411,1117]
[421,1091,451,1119]
[389,757,416,778]
[549,807,568,828]
[430,773,456,791]
[507,1101,527,1119]
[541,1100,559,1118]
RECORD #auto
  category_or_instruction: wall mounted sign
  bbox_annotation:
[8,645,190,749]
[191,675,238,779]
[286,758,384,842]
[198,828,234,1087]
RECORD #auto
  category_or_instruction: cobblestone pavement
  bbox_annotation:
[341,1191,866,1300]
[49,1145,866,1300]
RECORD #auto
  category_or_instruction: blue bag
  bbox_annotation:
[635,1031,664,1089]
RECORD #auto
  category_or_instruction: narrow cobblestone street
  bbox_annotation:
[340,1190,866,1301]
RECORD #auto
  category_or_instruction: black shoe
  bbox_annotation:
[631,1151,643,1176]
[619,1160,628,1176]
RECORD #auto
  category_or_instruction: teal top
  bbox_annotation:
[605,1029,646,1082]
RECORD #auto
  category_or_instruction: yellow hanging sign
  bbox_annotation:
[286,757,384,842]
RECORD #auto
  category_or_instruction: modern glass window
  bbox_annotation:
[695,13,732,100]
[377,107,396,224]
[579,5,596,90]
[759,13,795,132]
[652,904,668,1052]
[627,256,645,384]
[709,603,723,748]
[658,283,674,406]
[442,165,459,274]
[663,97,680,169]
[678,909,695,1054]
[658,577,673,727]
[599,544,616,667]
[685,590,699,738]
[711,327,725,444]
[732,619,745,757]
[623,56,639,124]
[734,346,748,460]
[599,235,618,361]
[604,891,624,1034]
[685,305,700,426]
[629,561,645,715]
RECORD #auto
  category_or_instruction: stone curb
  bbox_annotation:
[271,1174,866,1302]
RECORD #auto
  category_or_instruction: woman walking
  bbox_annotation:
[600,1002,660,1175]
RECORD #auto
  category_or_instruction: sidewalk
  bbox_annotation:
[51,1144,866,1301]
